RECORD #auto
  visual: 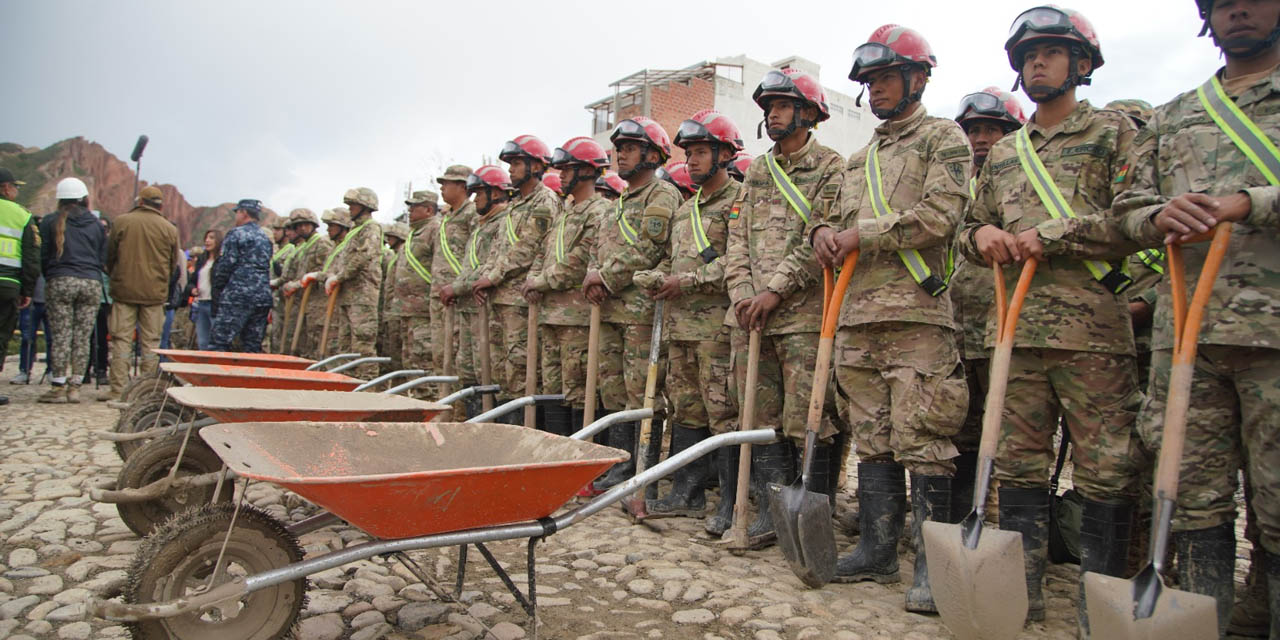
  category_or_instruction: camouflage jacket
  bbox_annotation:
[638,178,740,342]
[328,214,384,308]
[821,106,969,329]
[1117,67,1280,351]
[431,200,476,303]
[211,221,273,308]
[452,203,507,300]
[529,193,606,326]
[484,183,559,308]
[960,100,1140,354]
[950,254,993,360]
[284,232,332,290]
[591,177,681,325]
[390,216,439,318]
[723,134,843,336]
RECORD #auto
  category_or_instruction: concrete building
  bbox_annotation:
[585,54,878,164]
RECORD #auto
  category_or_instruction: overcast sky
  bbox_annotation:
[3,0,1221,223]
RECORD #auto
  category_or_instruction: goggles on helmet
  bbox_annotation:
[759,70,798,93]
[464,174,485,192]
[550,148,578,167]
[1006,6,1077,47]
[614,119,648,140]
[498,140,524,162]
[956,92,1006,120]
[849,43,912,81]
[675,119,714,145]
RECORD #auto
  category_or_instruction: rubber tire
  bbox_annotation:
[113,397,186,462]
[116,436,233,537]
[125,502,305,640]
[120,372,169,405]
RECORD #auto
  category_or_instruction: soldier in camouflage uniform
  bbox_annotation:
[390,191,440,381]
[1116,1,1280,633]
[582,116,681,491]
[433,165,477,417]
[950,87,1028,520]
[210,199,274,352]
[635,110,743,533]
[280,208,332,358]
[473,137,561,428]
[297,208,349,359]
[268,213,300,353]
[321,188,383,378]
[811,27,970,612]
[723,67,844,548]
[525,137,610,436]
[959,8,1141,628]
[378,222,408,371]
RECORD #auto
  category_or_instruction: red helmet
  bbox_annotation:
[674,109,745,151]
[541,171,563,196]
[595,170,626,198]
[550,137,611,169]
[727,151,753,182]
[499,135,553,164]
[1005,5,1104,73]
[752,67,830,122]
[465,165,513,193]
[956,86,1027,132]
[849,25,938,82]
[656,162,695,197]
[610,116,673,162]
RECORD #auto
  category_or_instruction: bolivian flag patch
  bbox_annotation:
[1114,164,1130,184]
[729,204,741,220]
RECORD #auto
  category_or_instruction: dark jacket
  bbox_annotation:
[212,222,272,308]
[39,206,106,281]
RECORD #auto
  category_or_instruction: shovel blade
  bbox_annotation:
[767,481,836,588]
[922,520,1028,640]
[1082,572,1218,640]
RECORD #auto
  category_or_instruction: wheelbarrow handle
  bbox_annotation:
[570,408,653,441]
[307,353,362,371]
[466,394,567,424]
[437,384,501,406]
[383,375,460,396]
[353,368,424,391]
[331,356,392,375]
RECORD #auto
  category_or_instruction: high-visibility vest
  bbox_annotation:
[865,142,948,296]
[764,152,812,224]
[0,199,31,287]
[690,187,718,264]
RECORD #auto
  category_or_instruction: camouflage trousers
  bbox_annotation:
[492,303,531,397]
[430,298,447,375]
[730,329,844,444]
[996,348,1141,503]
[598,320,664,412]
[955,356,990,453]
[1139,345,1280,553]
[270,295,287,353]
[454,306,477,386]
[381,314,403,372]
[210,304,270,353]
[107,302,164,393]
[542,323,588,406]
[836,322,966,476]
[45,277,100,384]
[398,314,431,371]
[294,287,328,359]
[336,303,378,380]
[667,333,736,435]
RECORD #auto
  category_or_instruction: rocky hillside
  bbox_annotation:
[0,137,277,247]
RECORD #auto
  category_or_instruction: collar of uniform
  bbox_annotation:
[872,103,929,143]
[410,217,432,232]
[573,192,603,212]
[621,176,659,203]
[510,187,534,208]
[698,178,738,207]
[770,132,818,171]
[1026,99,1094,142]
[1213,63,1280,109]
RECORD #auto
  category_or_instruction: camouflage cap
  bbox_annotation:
[287,207,318,226]
[384,222,410,241]
[342,187,379,212]
[405,189,439,206]
[321,206,353,228]
[436,165,473,184]
[271,216,290,229]
[1105,99,1154,126]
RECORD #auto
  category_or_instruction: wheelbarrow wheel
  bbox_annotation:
[120,371,169,405]
[113,397,184,461]
[116,436,233,537]
[125,502,305,640]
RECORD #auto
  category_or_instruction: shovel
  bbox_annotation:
[478,301,494,413]
[623,300,665,520]
[922,258,1036,640]
[280,291,295,353]
[768,250,858,588]
[583,304,602,427]
[1081,225,1232,640]
[724,329,761,554]
[524,302,541,429]
[319,282,340,358]
[443,304,455,377]
[288,283,312,355]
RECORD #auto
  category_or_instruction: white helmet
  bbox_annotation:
[55,177,89,200]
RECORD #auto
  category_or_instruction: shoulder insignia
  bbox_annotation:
[945,162,967,187]
[1061,143,1109,159]
[1114,164,1130,184]
[937,145,972,161]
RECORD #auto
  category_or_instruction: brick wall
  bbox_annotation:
[613,77,716,165]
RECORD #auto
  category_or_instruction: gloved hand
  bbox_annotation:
[324,275,339,297]
[282,281,301,297]
[301,272,320,287]
[269,277,282,289]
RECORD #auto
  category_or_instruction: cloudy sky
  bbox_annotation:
[3,0,1221,222]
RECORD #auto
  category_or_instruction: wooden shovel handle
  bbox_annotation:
[804,252,859,437]
[479,302,493,412]
[583,305,601,426]
[524,302,540,428]
[727,329,762,550]
[289,284,313,355]
[977,259,1037,460]
[319,282,340,358]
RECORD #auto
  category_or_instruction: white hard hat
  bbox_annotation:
[55,177,89,200]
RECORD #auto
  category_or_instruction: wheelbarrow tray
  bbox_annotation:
[167,387,449,423]
[200,421,630,539]
[153,349,315,370]
[160,363,362,391]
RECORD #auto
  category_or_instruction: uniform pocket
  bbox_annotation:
[913,361,970,437]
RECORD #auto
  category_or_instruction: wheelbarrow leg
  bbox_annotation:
[455,544,468,599]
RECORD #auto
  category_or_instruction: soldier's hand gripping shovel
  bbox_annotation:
[623,300,665,521]
[319,282,340,358]
[723,329,761,555]
[1081,225,1232,640]
[922,258,1036,640]
[768,250,858,588]
[288,283,312,355]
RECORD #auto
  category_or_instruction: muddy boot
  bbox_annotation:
[593,421,637,491]
[644,419,664,500]
[998,487,1051,622]
[37,383,69,404]
[705,445,739,537]
[647,426,710,518]
[905,474,951,613]
[1266,550,1280,640]
[834,462,906,584]
[65,384,81,404]
[463,395,484,420]
[542,405,572,437]
[746,440,794,549]
[1229,550,1271,637]
[950,451,978,523]
[1077,499,1134,637]
[1174,522,1237,637]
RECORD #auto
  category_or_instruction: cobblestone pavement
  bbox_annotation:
[0,361,1258,639]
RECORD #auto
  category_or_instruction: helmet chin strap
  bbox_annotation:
[691,144,728,184]
[1017,47,1087,104]
[564,167,599,195]
[1214,22,1280,59]
[765,99,814,141]
[513,158,544,190]
[868,67,924,120]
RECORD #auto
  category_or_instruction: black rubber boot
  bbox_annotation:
[1265,549,1280,640]
[1228,549,1271,638]
[950,451,978,523]
[704,444,739,537]
[644,418,664,500]
[834,462,906,584]
[1174,522,1237,637]
[592,421,637,491]
[906,474,951,613]
[542,405,572,437]
[998,487,1051,622]
[463,395,484,420]
[1077,499,1134,637]
[646,426,711,518]
[746,440,795,549]
[535,405,547,430]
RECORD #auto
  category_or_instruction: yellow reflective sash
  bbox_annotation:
[615,195,639,246]
[504,212,520,246]
[1014,128,1132,294]
[438,215,463,275]
[866,141,948,296]
[403,229,433,284]
[1135,248,1165,275]
[284,233,318,271]
[1197,74,1280,186]
[322,218,373,270]
[690,187,717,263]
[270,243,296,267]
[764,152,811,224]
